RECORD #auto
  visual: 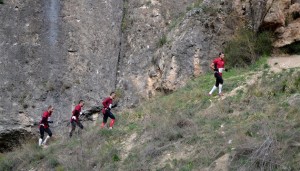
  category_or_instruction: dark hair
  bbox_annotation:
[110,92,115,96]
[79,100,84,104]
[219,52,224,56]
[48,105,53,110]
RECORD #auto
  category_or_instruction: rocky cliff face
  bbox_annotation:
[117,0,300,107]
[0,0,123,151]
[0,0,300,152]
[117,0,234,106]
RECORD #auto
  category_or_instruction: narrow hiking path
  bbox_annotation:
[209,55,300,108]
[223,55,300,99]
[268,55,300,72]
[204,55,300,170]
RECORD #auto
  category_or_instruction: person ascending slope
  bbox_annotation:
[69,100,84,137]
[39,105,54,147]
[101,92,118,129]
[209,52,227,96]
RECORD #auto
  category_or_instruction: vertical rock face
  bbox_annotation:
[0,0,123,151]
[117,0,237,107]
[1,0,300,151]
[117,0,196,106]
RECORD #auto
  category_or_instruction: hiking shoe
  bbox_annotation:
[109,127,113,130]
[219,93,224,96]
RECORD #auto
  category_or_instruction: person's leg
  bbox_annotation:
[216,74,224,95]
[75,121,84,135]
[108,111,116,129]
[101,112,109,128]
[42,128,52,145]
[209,73,219,95]
[69,121,76,137]
[77,121,84,129]
[39,126,45,146]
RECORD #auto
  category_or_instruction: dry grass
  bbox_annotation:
[1,61,300,171]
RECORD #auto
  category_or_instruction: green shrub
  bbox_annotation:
[55,165,65,171]
[0,158,13,171]
[112,154,120,162]
[157,34,168,47]
[145,1,151,6]
[121,0,129,32]
[225,29,273,68]
[255,31,273,56]
[48,157,60,168]
[186,0,203,11]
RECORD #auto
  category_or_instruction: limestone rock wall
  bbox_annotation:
[0,0,123,151]
[1,0,300,151]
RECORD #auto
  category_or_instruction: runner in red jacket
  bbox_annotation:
[69,100,84,137]
[39,105,54,146]
[101,92,117,129]
[209,52,227,96]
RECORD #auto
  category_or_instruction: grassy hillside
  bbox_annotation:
[1,58,300,171]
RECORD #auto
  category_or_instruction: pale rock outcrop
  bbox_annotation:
[261,0,290,30]
[273,2,300,47]
[274,18,300,47]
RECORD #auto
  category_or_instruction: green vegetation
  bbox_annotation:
[0,0,3,4]
[168,12,185,30]
[145,0,151,7]
[186,0,203,11]
[157,34,168,47]
[225,28,273,68]
[1,59,300,170]
[121,0,129,32]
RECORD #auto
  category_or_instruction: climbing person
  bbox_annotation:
[101,92,118,129]
[209,52,227,96]
[39,105,54,147]
[69,100,84,137]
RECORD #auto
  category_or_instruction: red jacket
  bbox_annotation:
[102,97,113,114]
[213,57,225,76]
[71,104,82,122]
[40,111,52,128]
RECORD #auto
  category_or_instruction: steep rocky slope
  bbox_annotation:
[0,0,300,151]
[1,57,300,170]
[116,0,300,106]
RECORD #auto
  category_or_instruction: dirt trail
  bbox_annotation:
[206,55,300,169]
[268,55,300,72]
[222,55,300,99]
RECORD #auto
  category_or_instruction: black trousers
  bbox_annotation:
[40,126,52,139]
[69,120,83,137]
[71,120,83,129]
[214,73,224,87]
[103,110,115,123]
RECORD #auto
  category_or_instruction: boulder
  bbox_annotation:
[273,18,300,47]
